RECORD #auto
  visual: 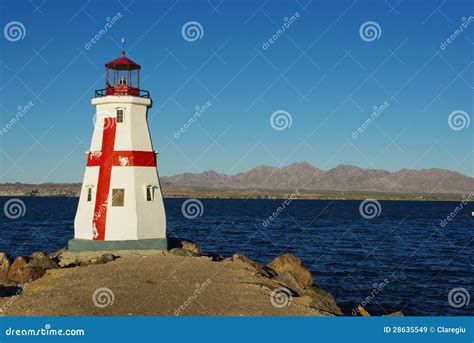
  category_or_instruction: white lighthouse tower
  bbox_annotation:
[69,49,167,251]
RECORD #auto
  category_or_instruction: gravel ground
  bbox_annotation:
[0,251,329,316]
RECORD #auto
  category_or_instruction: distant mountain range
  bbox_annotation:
[1,162,472,197]
[161,162,474,194]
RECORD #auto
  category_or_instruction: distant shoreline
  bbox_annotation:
[2,162,473,202]
[0,188,470,202]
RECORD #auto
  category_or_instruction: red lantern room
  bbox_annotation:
[105,50,140,96]
[95,48,149,98]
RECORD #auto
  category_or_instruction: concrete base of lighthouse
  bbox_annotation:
[67,238,168,252]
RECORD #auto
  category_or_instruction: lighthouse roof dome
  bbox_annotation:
[105,51,141,70]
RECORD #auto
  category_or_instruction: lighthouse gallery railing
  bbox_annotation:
[94,88,150,98]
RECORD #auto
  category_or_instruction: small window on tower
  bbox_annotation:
[146,186,153,202]
[87,187,92,202]
[112,189,125,206]
[116,109,124,123]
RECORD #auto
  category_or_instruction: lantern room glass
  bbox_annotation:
[106,68,140,89]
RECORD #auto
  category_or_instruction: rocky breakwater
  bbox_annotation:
[0,241,402,316]
[226,252,343,315]
[0,250,116,308]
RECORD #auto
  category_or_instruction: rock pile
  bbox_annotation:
[0,250,117,294]
[0,253,10,280]
[226,251,343,315]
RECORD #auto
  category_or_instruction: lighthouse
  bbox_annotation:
[69,49,167,251]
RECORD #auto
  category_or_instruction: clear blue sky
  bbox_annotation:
[0,0,472,183]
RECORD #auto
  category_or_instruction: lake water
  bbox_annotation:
[0,196,472,316]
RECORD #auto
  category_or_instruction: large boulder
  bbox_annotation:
[267,254,315,288]
[0,253,10,279]
[8,256,27,273]
[181,240,202,255]
[272,271,305,296]
[229,253,274,278]
[230,253,261,271]
[28,252,58,269]
[292,295,314,307]
[8,266,45,284]
[305,287,343,316]
[7,256,45,284]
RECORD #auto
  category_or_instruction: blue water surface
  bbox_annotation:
[0,196,472,316]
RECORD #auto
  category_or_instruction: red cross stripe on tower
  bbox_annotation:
[87,117,156,240]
